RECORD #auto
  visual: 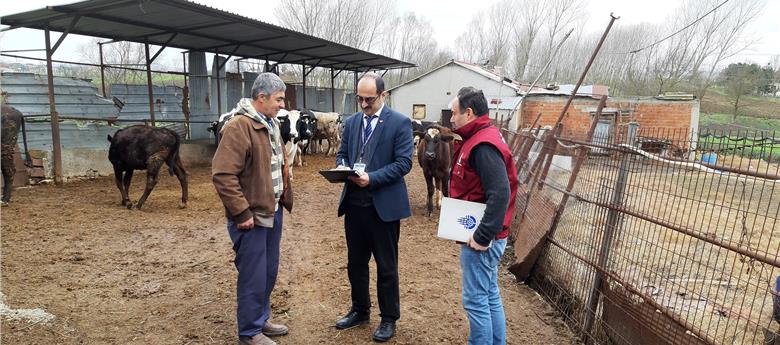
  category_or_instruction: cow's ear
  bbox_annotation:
[107,134,112,142]
[413,131,425,138]
[441,135,455,142]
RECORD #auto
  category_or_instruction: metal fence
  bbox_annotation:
[504,116,780,344]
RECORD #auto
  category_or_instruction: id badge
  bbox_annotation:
[353,163,366,174]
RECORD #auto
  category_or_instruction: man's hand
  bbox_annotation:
[348,171,370,188]
[237,218,254,230]
[467,233,489,251]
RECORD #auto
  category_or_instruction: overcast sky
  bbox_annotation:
[1,0,778,67]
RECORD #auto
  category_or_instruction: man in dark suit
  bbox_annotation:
[334,72,413,342]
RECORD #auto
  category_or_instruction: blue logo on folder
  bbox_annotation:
[457,215,477,230]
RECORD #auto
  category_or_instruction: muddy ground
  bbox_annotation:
[1,154,577,344]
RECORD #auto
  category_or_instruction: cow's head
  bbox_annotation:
[419,126,454,161]
[296,109,318,141]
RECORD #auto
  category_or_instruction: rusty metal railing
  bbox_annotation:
[506,123,780,344]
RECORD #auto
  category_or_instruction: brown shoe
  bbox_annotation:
[262,320,289,337]
[238,333,277,345]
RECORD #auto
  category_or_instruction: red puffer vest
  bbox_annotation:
[449,115,519,240]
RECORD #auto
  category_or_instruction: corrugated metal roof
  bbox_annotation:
[452,61,521,92]
[525,84,609,98]
[1,0,414,72]
[388,60,521,92]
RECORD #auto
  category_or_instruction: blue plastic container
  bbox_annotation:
[701,152,718,165]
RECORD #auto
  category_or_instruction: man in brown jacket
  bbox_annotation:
[212,72,292,345]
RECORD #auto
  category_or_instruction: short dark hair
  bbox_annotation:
[457,87,488,116]
[360,72,385,95]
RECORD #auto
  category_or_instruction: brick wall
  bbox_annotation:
[519,95,698,141]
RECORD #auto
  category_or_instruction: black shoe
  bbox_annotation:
[372,321,396,342]
[335,310,369,330]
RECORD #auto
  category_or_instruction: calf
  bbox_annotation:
[1,104,24,204]
[416,125,454,217]
[107,125,188,209]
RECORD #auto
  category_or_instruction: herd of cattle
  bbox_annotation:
[1,102,454,216]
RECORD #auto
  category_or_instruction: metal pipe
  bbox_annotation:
[215,52,222,115]
[331,68,335,112]
[44,28,63,185]
[302,64,307,109]
[98,42,106,97]
[144,42,156,126]
[538,178,780,268]
[582,121,634,341]
[354,71,358,113]
[556,137,780,180]
[0,53,188,75]
[553,14,618,127]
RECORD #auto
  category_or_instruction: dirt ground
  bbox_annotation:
[1,154,577,344]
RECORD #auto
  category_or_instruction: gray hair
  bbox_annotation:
[250,72,286,100]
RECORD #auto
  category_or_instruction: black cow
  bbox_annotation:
[416,125,454,217]
[107,125,188,209]
[1,104,24,204]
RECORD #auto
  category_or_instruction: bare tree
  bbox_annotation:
[79,38,149,87]
[511,0,545,81]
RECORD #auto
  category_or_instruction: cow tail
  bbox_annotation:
[168,129,181,176]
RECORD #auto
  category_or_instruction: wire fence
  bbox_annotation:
[503,122,780,344]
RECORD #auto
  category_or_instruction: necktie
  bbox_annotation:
[363,115,377,144]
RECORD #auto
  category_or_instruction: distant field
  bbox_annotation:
[700,87,780,132]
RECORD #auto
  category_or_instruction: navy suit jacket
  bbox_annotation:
[336,105,413,221]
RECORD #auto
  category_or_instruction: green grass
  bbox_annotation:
[699,113,780,132]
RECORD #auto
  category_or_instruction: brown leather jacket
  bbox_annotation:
[212,115,292,224]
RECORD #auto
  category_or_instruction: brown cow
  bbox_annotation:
[1,103,24,205]
[416,125,455,217]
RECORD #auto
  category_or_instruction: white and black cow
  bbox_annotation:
[294,109,318,166]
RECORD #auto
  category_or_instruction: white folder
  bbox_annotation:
[437,197,487,242]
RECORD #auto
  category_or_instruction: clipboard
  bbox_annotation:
[319,169,360,183]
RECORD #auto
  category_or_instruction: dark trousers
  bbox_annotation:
[228,208,283,337]
[344,203,401,322]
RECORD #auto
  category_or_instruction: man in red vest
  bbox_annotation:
[449,87,519,345]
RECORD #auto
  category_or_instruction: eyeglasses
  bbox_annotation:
[355,94,380,105]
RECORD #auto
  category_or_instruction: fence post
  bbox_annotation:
[582,121,638,341]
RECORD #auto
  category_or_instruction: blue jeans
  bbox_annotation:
[460,238,507,345]
[227,208,283,338]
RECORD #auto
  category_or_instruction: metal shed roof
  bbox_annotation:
[1,0,414,72]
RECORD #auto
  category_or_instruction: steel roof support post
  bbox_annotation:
[44,28,63,185]
[353,71,358,113]
[144,42,156,126]
[330,68,335,112]
[182,51,190,139]
[216,52,222,115]
[98,42,107,97]
[302,64,306,109]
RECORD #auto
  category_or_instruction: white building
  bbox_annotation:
[387,60,522,128]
